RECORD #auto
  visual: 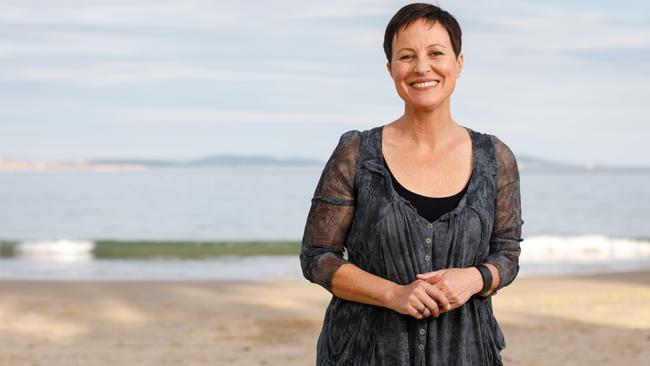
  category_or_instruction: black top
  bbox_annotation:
[382,156,468,223]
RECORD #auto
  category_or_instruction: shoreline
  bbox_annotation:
[1,270,648,365]
[0,267,649,282]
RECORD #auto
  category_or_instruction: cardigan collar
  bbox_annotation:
[357,124,496,220]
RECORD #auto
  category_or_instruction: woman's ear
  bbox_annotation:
[456,53,464,79]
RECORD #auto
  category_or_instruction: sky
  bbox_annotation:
[1,0,649,166]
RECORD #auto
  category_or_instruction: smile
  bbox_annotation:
[410,80,440,89]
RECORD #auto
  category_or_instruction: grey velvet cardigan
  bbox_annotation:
[300,125,524,366]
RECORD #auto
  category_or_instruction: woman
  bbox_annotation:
[300,3,524,365]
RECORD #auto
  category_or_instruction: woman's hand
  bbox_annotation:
[416,267,483,312]
[385,272,451,319]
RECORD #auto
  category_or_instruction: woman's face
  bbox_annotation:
[387,18,463,112]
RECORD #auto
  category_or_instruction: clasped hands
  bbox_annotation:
[386,267,483,319]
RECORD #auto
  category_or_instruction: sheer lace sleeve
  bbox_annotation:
[484,136,524,295]
[300,130,361,293]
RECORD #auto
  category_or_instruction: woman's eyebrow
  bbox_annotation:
[397,44,447,53]
[397,47,416,53]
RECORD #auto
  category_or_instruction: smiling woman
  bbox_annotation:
[300,3,524,366]
[385,10,463,114]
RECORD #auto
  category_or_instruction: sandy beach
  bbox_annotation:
[1,271,648,366]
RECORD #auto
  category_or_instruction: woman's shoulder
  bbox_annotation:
[338,125,381,141]
[489,134,518,165]
[326,130,363,174]
[333,126,382,160]
[466,126,517,160]
[479,131,520,176]
[463,126,520,177]
[337,129,362,144]
[333,129,362,155]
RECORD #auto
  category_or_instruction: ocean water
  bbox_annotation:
[0,165,648,280]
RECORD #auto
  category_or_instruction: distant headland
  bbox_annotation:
[0,154,647,172]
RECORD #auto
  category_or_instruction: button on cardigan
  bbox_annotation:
[300,125,524,366]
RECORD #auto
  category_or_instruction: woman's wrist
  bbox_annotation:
[474,264,495,296]
[469,266,485,295]
[383,282,401,308]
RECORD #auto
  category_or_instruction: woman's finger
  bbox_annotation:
[411,302,432,319]
[418,291,441,317]
[416,271,444,283]
[416,270,440,278]
[424,285,451,312]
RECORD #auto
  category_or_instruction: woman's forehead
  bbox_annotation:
[393,19,451,48]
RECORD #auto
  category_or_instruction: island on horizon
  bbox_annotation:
[0,154,647,172]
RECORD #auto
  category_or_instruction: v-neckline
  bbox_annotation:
[378,124,478,226]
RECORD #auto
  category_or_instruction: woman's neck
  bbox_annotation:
[395,101,458,152]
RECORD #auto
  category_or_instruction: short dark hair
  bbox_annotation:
[383,3,462,63]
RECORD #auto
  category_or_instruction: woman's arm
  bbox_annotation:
[331,262,450,319]
[300,130,360,293]
[300,130,450,319]
[480,136,524,297]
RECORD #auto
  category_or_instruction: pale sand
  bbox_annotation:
[1,271,649,365]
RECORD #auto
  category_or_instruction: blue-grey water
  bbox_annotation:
[1,166,648,240]
[0,165,649,280]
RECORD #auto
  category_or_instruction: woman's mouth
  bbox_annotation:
[410,80,440,89]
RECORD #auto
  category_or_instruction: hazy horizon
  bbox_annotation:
[2,151,649,169]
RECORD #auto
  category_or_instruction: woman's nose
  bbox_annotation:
[414,57,430,75]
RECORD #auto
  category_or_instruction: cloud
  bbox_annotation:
[0,0,648,164]
[443,0,650,71]
[0,0,242,29]
[288,0,393,20]
[0,62,350,86]
[0,32,153,58]
[113,107,384,124]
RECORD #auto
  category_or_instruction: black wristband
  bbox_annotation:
[475,264,493,297]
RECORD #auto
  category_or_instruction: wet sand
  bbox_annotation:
[1,271,648,365]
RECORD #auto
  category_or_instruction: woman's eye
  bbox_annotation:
[400,55,415,60]
[430,51,443,56]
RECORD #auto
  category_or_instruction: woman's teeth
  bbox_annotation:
[412,80,439,88]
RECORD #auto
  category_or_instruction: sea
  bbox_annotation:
[0,164,649,281]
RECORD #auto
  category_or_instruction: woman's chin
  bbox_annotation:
[406,99,445,112]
